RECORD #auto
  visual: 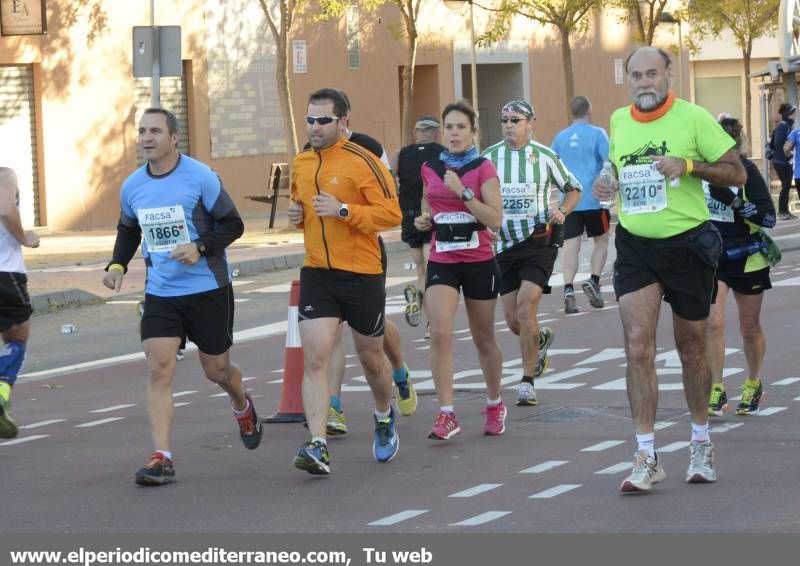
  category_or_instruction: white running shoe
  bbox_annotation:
[620,451,666,493]
[686,440,718,483]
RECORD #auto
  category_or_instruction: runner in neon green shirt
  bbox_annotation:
[593,47,746,495]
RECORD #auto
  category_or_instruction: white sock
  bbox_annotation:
[155,449,172,461]
[486,397,502,406]
[374,408,391,420]
[440,405,454,413]
[311,436,327,446]
[232,396,251,416]
[691,422,710,442]
[636,433,655,458]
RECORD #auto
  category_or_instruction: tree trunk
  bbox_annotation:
[276,29,298,161]
[559,27,575,121]
[743,43,752,142]
[401,33,417,146]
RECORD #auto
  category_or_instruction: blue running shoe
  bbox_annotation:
[293,440,331,475]
[373,407,399,462]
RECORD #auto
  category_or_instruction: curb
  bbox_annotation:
[28,232,800,313]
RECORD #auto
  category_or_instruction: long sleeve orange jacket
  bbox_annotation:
[291,136,401,274]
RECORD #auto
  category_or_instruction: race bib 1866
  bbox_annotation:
[619,163,667,214]
[138,205,191,252]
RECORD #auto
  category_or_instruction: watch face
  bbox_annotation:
[339,206,349,217]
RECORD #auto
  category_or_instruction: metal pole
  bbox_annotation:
[469,0,479,150]
[760,85,770,185]
[151,0,161,108]
[677,20,683,98]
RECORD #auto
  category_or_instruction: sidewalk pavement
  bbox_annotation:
[22,216,800,313]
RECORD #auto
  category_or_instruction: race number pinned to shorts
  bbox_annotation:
[500,183,540,219]
[702,181,735,223]
[433,211,480,253]
[138,205,191,252]
[619,163,667,214]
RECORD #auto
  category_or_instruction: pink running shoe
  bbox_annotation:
[482,401,507,435]
[428,411,460,440]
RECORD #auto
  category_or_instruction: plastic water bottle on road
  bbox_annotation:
[597,162,617,209]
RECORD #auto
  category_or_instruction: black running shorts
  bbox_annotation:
[140,284,234,355]
[400,209,432,249]
[0,272,32,332]
[564,209,611,240]
[717,261,771,295]
[425,258,500,300]
[497,238,558,296]
[299,267,386,336]
[613,225,717,321]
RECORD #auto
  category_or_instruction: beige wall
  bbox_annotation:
[2,1,711,230]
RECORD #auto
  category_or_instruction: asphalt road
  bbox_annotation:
[3,250,800,534]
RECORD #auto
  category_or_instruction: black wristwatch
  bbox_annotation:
[461,188,475,202]
[195,240,208,256]
[338,203,350,219]
[558,206,569,215]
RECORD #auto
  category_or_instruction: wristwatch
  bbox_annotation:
[338,203,350,219]
[195,240,208,256]
[461,188,475,202]
[558,206,569,216]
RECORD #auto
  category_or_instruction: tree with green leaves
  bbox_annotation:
[685,0,780,136]
[479,0,600,119]
[609,0,670,45]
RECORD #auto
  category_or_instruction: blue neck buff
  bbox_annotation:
[440,146,479,169]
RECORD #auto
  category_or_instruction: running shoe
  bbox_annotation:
[175,349,185,361]
[234,393,262,450]
[564,290,579,314]
[582,279,604,308]
[736,381,763,415]
[534,326,554,378]
[373,408,399,462]
[708,385,728,417]
[428,411,460,440]
[619,451,665,493]
[394,363,418,416]
[326,406,348,435]
[482,401,507,435]
[515,381,538,406]
[0,395,18,439]
[777,211,798,220]
[424,322,430,340]
[293,440,331,475]
[686,440,717,483]
[404,284,422,327]
[135,452,176,486]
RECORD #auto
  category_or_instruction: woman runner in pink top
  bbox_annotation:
[414,101,505,440]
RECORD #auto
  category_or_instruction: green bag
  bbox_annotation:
[758,229,782,266]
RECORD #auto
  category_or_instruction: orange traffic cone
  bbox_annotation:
[266,280,305,423]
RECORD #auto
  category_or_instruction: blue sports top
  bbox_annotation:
[551,122,609,211]
[119,154,237,297]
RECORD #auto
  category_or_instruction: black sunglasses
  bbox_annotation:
[306,115,340,125]
[500,117,525,124]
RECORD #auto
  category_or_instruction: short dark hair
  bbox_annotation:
[143,107,179,135]
[624,47,671,73]
[570,96,591,119]
[308,88,348,118]
[778,103,796,118]
[442,100,477,131]
[719,116,744,150]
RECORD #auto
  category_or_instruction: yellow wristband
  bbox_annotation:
[684,157,694,176]
[108,263,124,273]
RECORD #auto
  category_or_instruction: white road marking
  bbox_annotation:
[449,511,512,526]
[174,402,192,408]
[234,298,251,303]
[758,407,787,416]
[529,484,581,498]
[75,417,126,428]
[581,440,625,452]
[231,280,254,287]
[773,276,800,286]
[210,392,229,397]
[654,421,677,430]
[105,300,142,305]
[242,376,257,382]
[0,434,50,445]
[448,483,503,498]
[368,510,429,526]
[519,461,569,474]
[19,419,66,429]
[710,423,743,433]
[771,377,800,386]
[172,390,197,398]
[595,462,631,475]
[576,348,626,365]
[659,441,690,453]
[91,404,136,413]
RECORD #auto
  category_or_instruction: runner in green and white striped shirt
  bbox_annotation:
[482,100,581,407]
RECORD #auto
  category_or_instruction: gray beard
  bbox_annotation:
[634,91,667,111]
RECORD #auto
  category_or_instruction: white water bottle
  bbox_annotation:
[597,161,617,209]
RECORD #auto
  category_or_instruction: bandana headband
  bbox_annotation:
[501,100,534,119]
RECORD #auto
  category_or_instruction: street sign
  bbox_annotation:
[132,25,182,78]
